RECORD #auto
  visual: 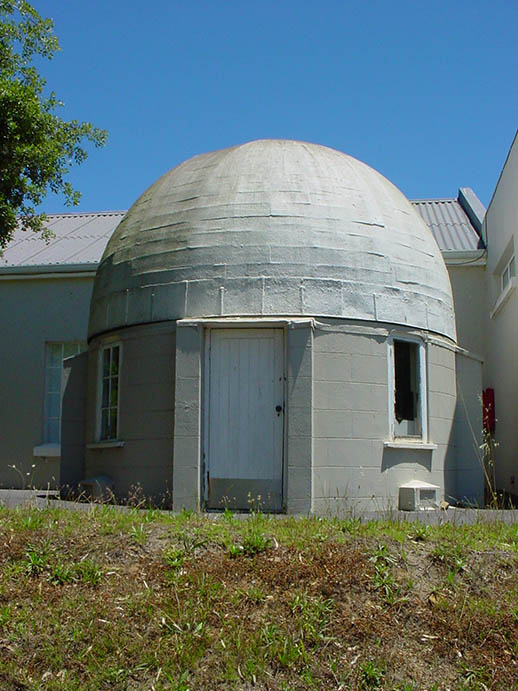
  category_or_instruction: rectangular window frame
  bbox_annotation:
[387,335,428,443]
[97,342,122,442]
[43,342,87,444]
[501,255,516,292]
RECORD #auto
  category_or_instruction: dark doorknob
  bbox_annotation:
[275,405,283,415]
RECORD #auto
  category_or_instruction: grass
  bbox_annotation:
[1,505,518,688]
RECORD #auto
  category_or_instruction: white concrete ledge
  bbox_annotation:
[33,444,61,458]
[383,441,437,450]
[86,440,125,449]
[490,279,516,319]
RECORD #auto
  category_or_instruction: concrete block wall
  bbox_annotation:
[312,322,389,513]
[172,324,203,511]
[427,341,457,502]
[0,276,94,489]
[454,351,484,505]
[85,322,176,504]
[60,352,88,490]
[285,325,313,513]
[312,320,457,514]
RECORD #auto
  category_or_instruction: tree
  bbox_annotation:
[0,0,107,249]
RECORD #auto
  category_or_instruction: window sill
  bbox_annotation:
[491,279,516,319]
[86,440,125,449]
[33,444,61,458]
[384,440,437,450]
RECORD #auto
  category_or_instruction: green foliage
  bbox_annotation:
[23,541,49,575]
[0,1,107,248]
[360,659,385,689]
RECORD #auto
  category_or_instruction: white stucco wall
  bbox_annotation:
[0,276,94,488]
[484,134,518,493]
[447,265,487,358]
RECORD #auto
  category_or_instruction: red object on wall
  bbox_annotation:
[482,388,495,434]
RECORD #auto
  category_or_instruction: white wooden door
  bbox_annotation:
[205,329,284,511]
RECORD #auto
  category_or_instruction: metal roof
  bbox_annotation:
[0,212,125,269]
[0,188,485,271]
[411,190,485,253]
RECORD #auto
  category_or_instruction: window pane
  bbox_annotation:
[503,267,509,290]
[47,392,60,418]
[47,343,63,368]
[394,341,417,422]
[109,409,118,438]
[102,378,110,407]
[64,343,79,359]
[110,346,120,376]
[101,409,110,439]
[47,368,61,394]
[110,379,118,407]
[46,418,60,444]
[103,349,111,377]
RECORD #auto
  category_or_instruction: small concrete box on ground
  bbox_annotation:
[399,480,439,511]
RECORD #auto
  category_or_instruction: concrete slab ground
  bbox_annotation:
[2,490,518,525]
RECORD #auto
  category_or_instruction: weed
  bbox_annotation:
[74,559,103,586]
[290,592,334,643]
[242,530,270,555]
[164,547,185,570]
[228,543,243,558]
[23,541,49,575]
[360,659,385,689]
[408,523,430,542]
[369,542,407,606]
[49,562,74,585]
[130,522,148,544]
[0,604,11,628]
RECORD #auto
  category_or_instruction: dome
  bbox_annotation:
[89,139,455,340]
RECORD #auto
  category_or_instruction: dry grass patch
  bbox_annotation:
[0,506,517,689]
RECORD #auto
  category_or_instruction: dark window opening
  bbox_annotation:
[394,340,418,426]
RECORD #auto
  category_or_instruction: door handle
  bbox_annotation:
[275,405,283,415]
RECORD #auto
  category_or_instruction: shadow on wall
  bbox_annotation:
[381,448,432,473]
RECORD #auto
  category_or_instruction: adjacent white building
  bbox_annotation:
[483,131,518,496]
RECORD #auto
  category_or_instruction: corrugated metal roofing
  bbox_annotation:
[411,198,485,252]
[0,195,484,270]
[0,212,125,268]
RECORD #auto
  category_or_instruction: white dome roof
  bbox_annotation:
[89,140,455,340]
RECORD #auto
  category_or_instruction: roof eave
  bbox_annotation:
[441,250,487,266]
[0,263,98,278]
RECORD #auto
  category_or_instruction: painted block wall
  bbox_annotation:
[285,325,313,513]
[0,276,93,489]
[84,322,176,504]
[60,352,88,490]
[485,295,518,493]
[312,320,457,514]
[484,136,518,495]
[427,341,457,502]
[447,265,487,358]
[454,351,484,505]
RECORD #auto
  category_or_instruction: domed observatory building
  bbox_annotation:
[61,140,483,512]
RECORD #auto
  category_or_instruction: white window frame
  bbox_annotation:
[97,342,122,442]
[501,255,516,292]
[387,335,428,443]
[43,342,87,444]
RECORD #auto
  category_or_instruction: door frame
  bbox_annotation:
[202,326,287,511]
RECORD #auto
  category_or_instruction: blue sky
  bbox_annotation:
[35,0,517,213]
